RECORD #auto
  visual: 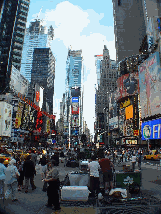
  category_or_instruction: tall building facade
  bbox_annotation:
[112,0,147,63]
[31,48,55,115]
[95,46,118,145]
[20,20,54,82]
[64,49,83,147]
[0,0,30,94]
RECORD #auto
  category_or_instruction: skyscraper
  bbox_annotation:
[112,0,147,63]
[31,48,55,115]
[20,20,54,82]
[65,49,83,146]
[0,0,30,94]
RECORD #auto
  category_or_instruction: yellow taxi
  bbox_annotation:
[16,150,29,159]
[0,153,12,164]
[143,150,161,160]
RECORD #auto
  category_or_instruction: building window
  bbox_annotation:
[118,0,121,6]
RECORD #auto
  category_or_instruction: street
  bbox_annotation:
[0,157,161,214]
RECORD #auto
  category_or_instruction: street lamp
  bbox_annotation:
[107,91,110,147]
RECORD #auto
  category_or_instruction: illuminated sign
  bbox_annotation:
[72,97,79,103]
[142,118,161,140]
[36,91,40,102]
[120,98,131,108]
[17,92,55,120]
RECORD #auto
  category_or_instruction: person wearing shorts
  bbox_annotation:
[99,156,114,193]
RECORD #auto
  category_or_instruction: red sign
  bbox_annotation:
[36,91,40,102]
[133,130,139,136]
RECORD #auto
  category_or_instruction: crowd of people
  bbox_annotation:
[0,145,147,211]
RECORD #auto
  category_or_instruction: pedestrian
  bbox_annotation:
[31,150,37,167]
[17,156,25,191]
[113,150,116,163]
[131,153,136,172]
[23,155,36,193]
[5,159,20,202]
[0,158,6,198]
[88,156,100,197]
[137,151,142,170]
[44,160,61,211]
[40,154,48,191]
[99,155,115,194]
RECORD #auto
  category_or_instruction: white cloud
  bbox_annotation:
[32,1,116,133]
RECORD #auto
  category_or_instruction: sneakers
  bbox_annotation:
[52,207,61,211]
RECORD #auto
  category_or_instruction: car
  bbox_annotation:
[143,150,161,160]
[0,153,12,164]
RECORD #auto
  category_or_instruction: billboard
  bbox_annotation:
[72,102,79,114]
[141,118,161,140]
[116,72,139,100]
[0,102,13,137]
[15,102,24,129]
[72,97,79,103]
[71,115,79,127]
[109,91,118,130]
[10,66,29,96]
[138,52,161,118]
[71,87,81,97]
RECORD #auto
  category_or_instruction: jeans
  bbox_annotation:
[132,162,136,171]
[5,181,18,200]
[25,176,35,189]
[0,180,5,197]
[138,162,141,170]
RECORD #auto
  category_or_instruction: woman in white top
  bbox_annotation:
[5,159,20,202]
[0,158,6,198]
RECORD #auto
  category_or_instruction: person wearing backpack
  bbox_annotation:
[5,159,20,202]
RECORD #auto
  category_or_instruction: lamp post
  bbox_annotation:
[107,91,110,147]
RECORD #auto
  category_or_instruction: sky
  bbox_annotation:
[26,0,116,135]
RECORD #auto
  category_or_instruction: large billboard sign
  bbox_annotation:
[71,115,79,127]
[109,91,118,129]
[141,118,161,140]
[116,72,139,100]
[72,97,79,103]
[10,66,29,96]
[138,52,161,118]
[0,102,13,137]
[72,102,79,114]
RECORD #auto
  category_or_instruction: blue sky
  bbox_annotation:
[26,0,116,134]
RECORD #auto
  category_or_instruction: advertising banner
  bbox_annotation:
[109,117,118,130]
[72,97,79,103]
[141,118,161,140]
[72,102,79,114]
[109,91,117,119]
[138,52,161,118]
[15,102,24,129]
[116,72,139,100]
[0,102,13,137]
[71,87,81,97]
[21,104,30,130]
[10,66,29,96]
[71,115,79,127]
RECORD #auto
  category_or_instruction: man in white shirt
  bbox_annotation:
[5,159,20,201]
[131,153,136,172]
[88,156,100,196]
